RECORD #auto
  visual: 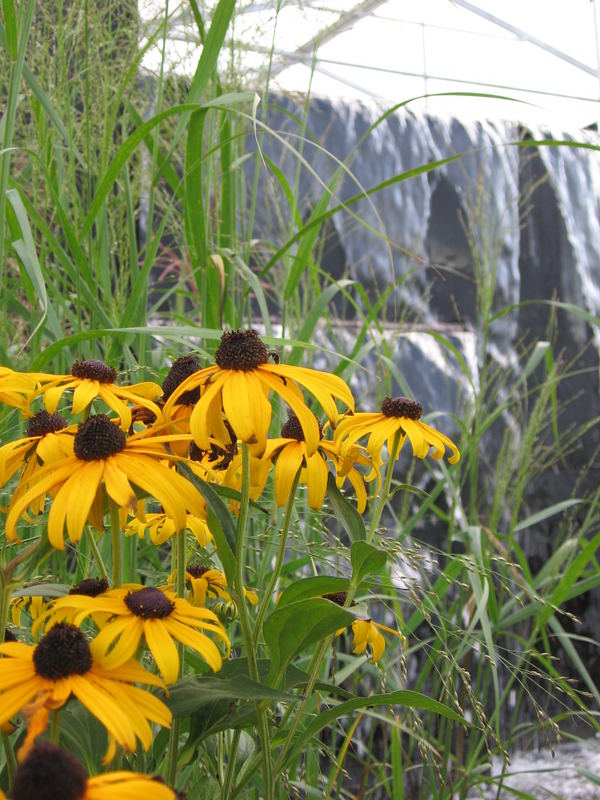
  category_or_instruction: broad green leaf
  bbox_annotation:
[281,690,464,769]
[326,474,366,542]
[351,540,387,582]
[10,584,70,599]
[277,576,351,608]
[263,598,354,682]
[168,674,297,717]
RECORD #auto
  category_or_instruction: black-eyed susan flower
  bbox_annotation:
[257,415,376,511]
[348,618,404,664]
[0,367,39,411]
[0,623,171,760]
[324,592,404,664]
[174,565,258,608]
[5,414,206,549]
[53,585,230,684]
[31,578,111,635]
[335,396,460,472]
[2,741,176,800]
[34,359,163,431]
[125,507,213,548]
[162,329,354,457]
[0,410,74,492]
[10,592,47,629]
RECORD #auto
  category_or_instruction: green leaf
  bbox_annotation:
[10,584,70,599]
[281,690,465,769]
[80,93,252,240]
[351,541,387,583]
[263,598,354,683]
[514,499,582,532]
[326,474,366,542]
[168,674,297,717]
[179,464,236,585]
[6,188,48,340]
[2,0,17,61]
[277,576,351,608]
[288,280,355,365]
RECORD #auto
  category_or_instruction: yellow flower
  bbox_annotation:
[5,414,205,549]
[0,366,39,411]
[52,585,230,684]
[173,566,258,607]
[163,329,354,457]
[324,592,405,664]
[261,415,376,511]
[335,396,460,472]
[31,577,111,635]
[10,592,48,628]
[34,359,162,431]
[125,507,213,548]
[5,741,176,800]
[0,411,74,494]
[0,623,171,761]
[349,619,404,664]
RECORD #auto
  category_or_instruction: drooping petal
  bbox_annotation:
[103,457,136,508]
[273,443,304,507]
[144,620,180,685]
[258,371,321,456]
[72,379,100,415]
[304,451,329,510]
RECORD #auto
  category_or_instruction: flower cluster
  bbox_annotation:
[0,330,460,793]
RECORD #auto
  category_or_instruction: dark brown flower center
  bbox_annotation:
[186,565,210,580]
[124,587,174,619]
[215,329,268,371]
[11,742,87,800]
[381,396,423,420]
[323,591,356,607]
[71,359,117,384]
[73,414,126,460]
[162,354,201,404]
[69,577,109,597]
[33,623,93,680]
[26,410,68,438]
[281,415,304,441]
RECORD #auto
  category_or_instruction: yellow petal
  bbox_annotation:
[273,443,304,507]
[144,620,180,685]
[72,379,100,415]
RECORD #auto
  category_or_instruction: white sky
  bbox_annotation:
[140,0,600,128]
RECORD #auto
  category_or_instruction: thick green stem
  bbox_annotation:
[235,444,273,800]
[109,501,122,588]
[84,526,108,582]
[252,468,300,649]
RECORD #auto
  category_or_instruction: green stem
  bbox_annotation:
[2,732,16,787]
[252,468,300,649]
[50,709,62,743]
[109,500,122,588]
[84,526,108,582]
[366,430,401,543]
[166,528,186,787]
[235,444,273,800]
[274,588,358,779]
[222,728,241,800]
